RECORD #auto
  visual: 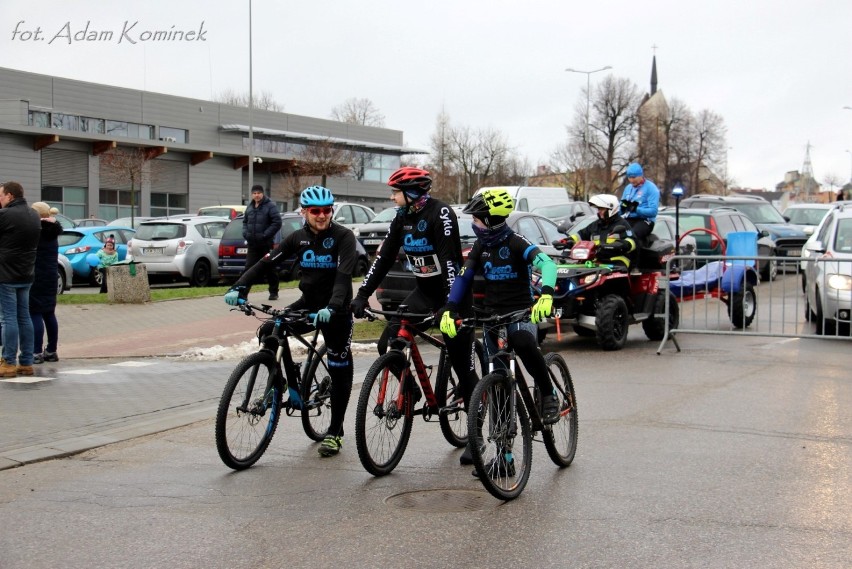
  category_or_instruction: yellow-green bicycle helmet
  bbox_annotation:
[463,188,515,226]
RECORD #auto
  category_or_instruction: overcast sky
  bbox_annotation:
[2,0,851,192]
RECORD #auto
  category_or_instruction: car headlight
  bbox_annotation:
[827,274,852,291]
[353,227,361,236]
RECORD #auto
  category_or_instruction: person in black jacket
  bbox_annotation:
[29,202,63,364]
[242,185,283,300]
[0,181,42,378]
[225,186,358,458]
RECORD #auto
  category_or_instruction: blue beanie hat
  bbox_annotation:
[626,163,643,177]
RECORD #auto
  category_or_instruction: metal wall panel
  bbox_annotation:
[0,100,28,125]
[188,155,242,212]
[53,78,143,121]
[149,158,188,193]
[42,148,88,186]
[0,133,41,193]
[0,68,54,108]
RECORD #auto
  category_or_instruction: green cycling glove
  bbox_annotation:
[531,294,553,324]
[439,310,458,339]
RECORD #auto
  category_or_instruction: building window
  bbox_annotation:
[29,111,50,128]
[151,192,187,217]
[98,188,141,221]
[159,127,187,143]
[51,113,79,131]
[127,123,155,140]
[42,186,87,219]
[80,117,105,134]
[106,120,128,137]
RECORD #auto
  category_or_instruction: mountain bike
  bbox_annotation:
[215,302,333,470]
[465,308,578,500]
[354,306,485,476]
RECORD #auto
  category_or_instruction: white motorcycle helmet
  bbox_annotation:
[588,194,620,219]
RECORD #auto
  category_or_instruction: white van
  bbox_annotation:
[475,186,571,212]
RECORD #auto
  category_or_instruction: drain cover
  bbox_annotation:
[385,489,502,512]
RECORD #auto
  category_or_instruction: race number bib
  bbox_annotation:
[405,254,442,277]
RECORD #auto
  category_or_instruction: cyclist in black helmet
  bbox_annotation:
[225,185,357,458]
[350,167,480,465]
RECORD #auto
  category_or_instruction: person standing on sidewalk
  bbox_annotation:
[225,186,358,458]
[28,202,63,364]
[0,181,42,378]
[242,184,282,301]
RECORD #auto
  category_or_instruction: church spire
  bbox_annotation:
[650,54,658,95]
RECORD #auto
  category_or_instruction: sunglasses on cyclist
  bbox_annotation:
[306,206,333,216]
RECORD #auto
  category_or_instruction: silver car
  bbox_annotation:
[58,253,73,295]
[804,205,852,334]
[129,216,229,287]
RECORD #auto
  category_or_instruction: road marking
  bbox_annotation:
[110,361,158,367]
[61,369,108,375]
[0,377,54,383]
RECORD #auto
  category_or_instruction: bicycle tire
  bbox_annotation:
[467,372,533,501]
[542,353,578,467]
[215,351,283,470]
[354,351,414,476]
[300,345,331,442]
[435,339,485,448]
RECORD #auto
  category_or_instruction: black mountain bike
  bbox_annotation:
[215,302,333,470]
[466,308,578,500]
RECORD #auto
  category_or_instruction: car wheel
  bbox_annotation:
[354,257,369,277]
[189,259,212,287]
[91,267,104,287]
[57,270,65,295]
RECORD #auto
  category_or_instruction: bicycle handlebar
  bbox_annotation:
[232,301,314,324]
[458,307,531,328]
[362,306,434,324]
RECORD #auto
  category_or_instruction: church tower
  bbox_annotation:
[637,54,669,191]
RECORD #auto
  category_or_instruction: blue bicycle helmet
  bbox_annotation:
[299,185,334,207]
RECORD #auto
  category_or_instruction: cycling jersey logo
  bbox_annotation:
[403,233,432,253]
[301,249,336,269]
[323,237,334,249]
[499,246,510,260]
[482,261,517,281]
[417,219,427,232]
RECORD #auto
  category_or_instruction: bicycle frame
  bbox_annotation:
[381,316,443,417]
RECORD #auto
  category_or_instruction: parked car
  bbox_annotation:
[531,201,594,228]
[74,218,110,227]
[54,213,77,230]
[799,201,852,291]
[330,202,375,227]
[217,212,370,284]
[197,205,246,220]
[109,216,159,229]
[57,253,73,294]
[375,209,563,312]
[129,216,229,287]
[781,203,834,236]
[658,208,776,280]
[680,194,808,272]
[57,226,135,285]
[804,205,852,334]
[350,207,398,256]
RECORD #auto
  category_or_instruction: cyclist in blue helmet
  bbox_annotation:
[225,185,358,458]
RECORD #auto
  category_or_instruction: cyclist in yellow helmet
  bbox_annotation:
[440,188,561,426]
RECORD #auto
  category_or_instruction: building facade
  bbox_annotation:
[0,67,422,219]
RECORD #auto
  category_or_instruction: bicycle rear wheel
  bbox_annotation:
[300,345,331,442]
[467,372,532,501]
[435,339,485,447]
[354,351,414,476]
[215,351,283,470]
[542,353,578,467]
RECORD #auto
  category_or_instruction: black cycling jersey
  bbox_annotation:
[358,198,463,301]
[462,232,542,313]
[235,221,357,311]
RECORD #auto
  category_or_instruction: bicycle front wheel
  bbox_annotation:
[467,372,532,501]
[300,345,331,442]
[435,340,484,448]
[215,351,283,470]
[542,353,578,467]
[354,351,414,476]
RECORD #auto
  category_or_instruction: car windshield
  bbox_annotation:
[135,223,187,240]
[456,213,478,240]
[733,203,786,224]
[532,204,575,217]
[372,208,398,222]
[784,207,827,226]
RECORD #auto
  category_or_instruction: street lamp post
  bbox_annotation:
[672,184,684,250]
[247,0,255,205]
[566,65,612,201]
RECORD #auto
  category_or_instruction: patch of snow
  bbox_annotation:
[175,337,379,361]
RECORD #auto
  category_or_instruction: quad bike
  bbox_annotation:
[536,239,680,351]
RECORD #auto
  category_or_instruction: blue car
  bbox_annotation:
[57,226,135,285]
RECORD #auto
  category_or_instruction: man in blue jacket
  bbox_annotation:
[242,185,282,300]
[620,162,660,247]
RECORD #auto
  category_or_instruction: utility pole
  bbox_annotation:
[565,65,612,201]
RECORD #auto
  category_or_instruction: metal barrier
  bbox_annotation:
[656,254,852,354]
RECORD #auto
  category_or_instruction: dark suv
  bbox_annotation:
[680,194,808,275]
[659,207,777,280]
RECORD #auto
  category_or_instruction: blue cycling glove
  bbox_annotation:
[224,290,244,306]
[313,307,333,325]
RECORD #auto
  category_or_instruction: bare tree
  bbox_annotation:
[549,138,585,200]
[215,89,284,112]
[428,108,458,202]
[447,125,511,201]
[330,97,385,127]
[99,147,161,226]
[275,139,349,206]
[823,173,842,195]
